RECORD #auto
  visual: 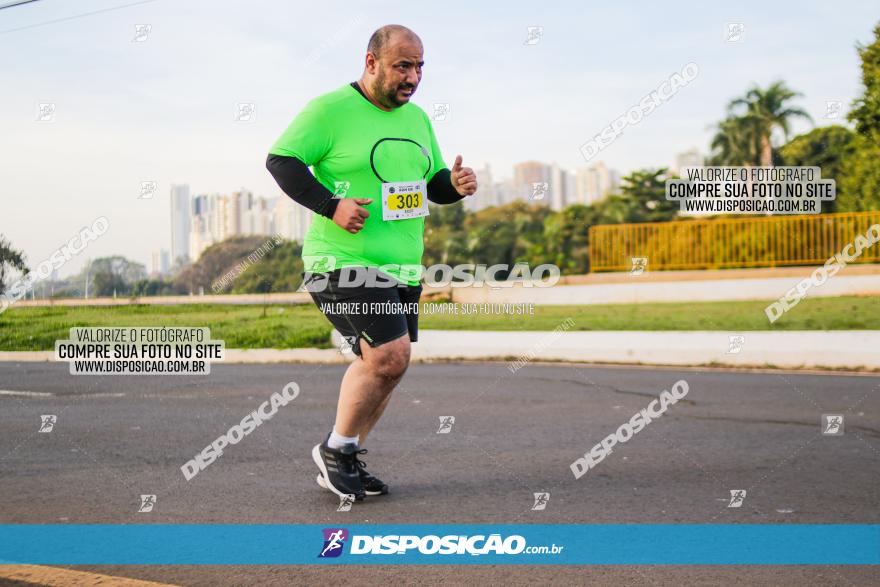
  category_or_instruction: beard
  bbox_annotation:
[373,68,415,108]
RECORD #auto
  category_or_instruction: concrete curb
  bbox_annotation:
[446,275,880,305]
[412,330,880,371]
[4,330,878,371]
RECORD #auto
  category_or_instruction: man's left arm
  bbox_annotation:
[424,112,477,204]
[427,155,478,204]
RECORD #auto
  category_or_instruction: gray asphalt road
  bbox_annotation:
[0,361,877,585]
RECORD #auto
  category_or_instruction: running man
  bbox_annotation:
[266,24,477,501]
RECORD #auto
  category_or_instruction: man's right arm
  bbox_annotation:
[267,100,369,233]
[265,154,340,220]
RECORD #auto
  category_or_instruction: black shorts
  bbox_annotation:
[303,268,422,358]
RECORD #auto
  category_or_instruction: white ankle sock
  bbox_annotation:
[327,427,359,449]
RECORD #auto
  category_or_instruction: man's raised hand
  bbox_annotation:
[450,155,477,196]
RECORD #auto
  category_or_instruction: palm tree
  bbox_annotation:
[728,81,812,166]
[709,115,762,166]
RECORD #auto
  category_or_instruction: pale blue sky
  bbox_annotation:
[2,0,877,277]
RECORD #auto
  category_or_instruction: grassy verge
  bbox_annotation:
[0,295,876,351]
[420,295,880,331]
[0,304,332,351]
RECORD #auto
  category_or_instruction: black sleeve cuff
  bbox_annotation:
[427,168,465,205]
[266,154,339,219]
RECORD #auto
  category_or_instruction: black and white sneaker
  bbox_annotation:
[317,448,389,496]
[311,437,365,501]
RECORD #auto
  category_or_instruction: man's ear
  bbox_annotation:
[364,52,378,75]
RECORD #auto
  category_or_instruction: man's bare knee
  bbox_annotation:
[363,335,410,382]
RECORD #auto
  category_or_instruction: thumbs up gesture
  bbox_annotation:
[450,155,477,197]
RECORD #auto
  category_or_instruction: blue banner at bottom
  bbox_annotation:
[0,524,877,565]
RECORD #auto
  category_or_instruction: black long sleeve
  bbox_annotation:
[266,154,340,219]
[427,168,465,205]
[267,153,463,214]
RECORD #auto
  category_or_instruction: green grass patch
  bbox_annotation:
[0,304,332,351]
[0,295,876,351]
[420,295,880,331]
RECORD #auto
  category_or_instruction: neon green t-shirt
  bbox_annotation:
[269,83,447,285]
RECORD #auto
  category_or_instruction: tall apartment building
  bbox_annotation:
[189,194,220,261]
[513,161,553,204]
[575,162,620,205]
[273,196,313,242]
[188,190,275,260]
[150,249,170,276]
[671,148,704,176]
[549,163,572,211]
[466,164,499,211]
[169,184,191,264]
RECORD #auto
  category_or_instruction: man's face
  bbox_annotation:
[369,35,423,109]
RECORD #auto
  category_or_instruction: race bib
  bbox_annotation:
[382,180,429,221]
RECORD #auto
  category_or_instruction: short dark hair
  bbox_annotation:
[367,24,421,59]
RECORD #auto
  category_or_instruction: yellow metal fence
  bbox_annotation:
[588,211,880,272]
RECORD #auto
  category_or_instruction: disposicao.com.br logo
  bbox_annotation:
[318,528,349,558]
[318,528,563,558]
